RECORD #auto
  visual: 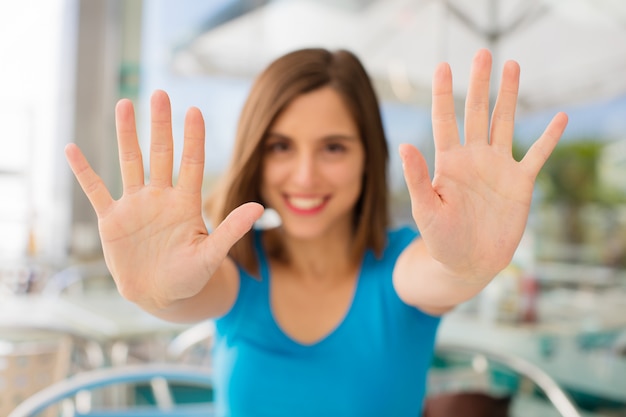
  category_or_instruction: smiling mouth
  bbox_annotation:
[284,195,328,213]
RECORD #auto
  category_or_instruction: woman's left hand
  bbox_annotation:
[400,48,568,282]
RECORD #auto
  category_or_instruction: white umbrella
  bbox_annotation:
[171,0,626,115]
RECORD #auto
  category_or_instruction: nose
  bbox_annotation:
[292,151,318,187]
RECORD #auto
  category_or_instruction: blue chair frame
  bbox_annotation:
[9,363,214,417]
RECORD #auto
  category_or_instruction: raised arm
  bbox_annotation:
[393,49,568,315]
[65,90,263,322]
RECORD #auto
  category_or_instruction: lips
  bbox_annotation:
[284,195,328,214]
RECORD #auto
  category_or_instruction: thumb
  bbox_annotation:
[399,144,437,229]
[207,202,265,261]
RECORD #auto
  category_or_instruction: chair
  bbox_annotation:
[425,342,584,417]
[165,320,215,367]
[8,363,215,417]
[0,324,105,417]
[43,261,175,367]
[161,320,216,407]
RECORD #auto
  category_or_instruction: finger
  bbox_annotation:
[149,90,174,188]
[520,112,569,177]
[399,144,438,230]
[464,49,492,146]
[431,62,460,151]
[206,202,265,262]
[490,60,520,150]
[65,143,114,217]
[176,107,205,195]
[115,99,144,193]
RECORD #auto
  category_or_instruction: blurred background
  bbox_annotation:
[1,0,626,416]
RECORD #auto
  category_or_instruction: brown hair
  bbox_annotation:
[206,48,389,274]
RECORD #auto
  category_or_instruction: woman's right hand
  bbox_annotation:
[65,90,263,311]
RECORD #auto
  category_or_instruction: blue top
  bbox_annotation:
[213,227,441,417]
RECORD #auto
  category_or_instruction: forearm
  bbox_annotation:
[393,238,508,313]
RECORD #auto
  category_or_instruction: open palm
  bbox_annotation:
[65,91,263,308]
[400,49,568,280]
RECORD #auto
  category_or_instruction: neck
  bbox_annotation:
[267,228,361,284]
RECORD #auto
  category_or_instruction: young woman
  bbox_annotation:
[65,48,568,416]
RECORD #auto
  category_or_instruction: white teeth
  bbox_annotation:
[288,197,324,210]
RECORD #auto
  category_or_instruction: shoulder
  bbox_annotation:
[380,225,420,260]
[363,225,440,322]
[215,232,267,324]
[363,225,420,279]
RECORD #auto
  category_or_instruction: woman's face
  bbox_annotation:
[260,86,365,241]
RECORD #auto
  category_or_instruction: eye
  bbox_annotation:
[265,140,290,153]
[325,142,347,153]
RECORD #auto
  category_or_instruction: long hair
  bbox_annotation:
[206,48,389,275]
